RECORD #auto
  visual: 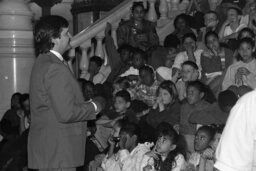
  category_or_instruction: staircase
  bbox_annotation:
[69,0,193,77]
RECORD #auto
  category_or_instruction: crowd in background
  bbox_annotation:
[0,0,256,170]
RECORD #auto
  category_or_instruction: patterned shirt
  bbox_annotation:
[133,80,159,107]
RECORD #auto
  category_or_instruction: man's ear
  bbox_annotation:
[51,37,59,48]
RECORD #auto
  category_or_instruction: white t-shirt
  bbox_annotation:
[172,49,203,70]
[214,90,256,171]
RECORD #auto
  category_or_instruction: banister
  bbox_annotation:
[70,0,132,48]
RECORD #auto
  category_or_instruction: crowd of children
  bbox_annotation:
[0,0,255,170]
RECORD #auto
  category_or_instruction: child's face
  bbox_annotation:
[187,86,203,105]
[238,42,254,62]
[114,96,129,113]
[204,13,218,28]
[158,88,172,105]
[139,70,154,86]
[211,133,221,151]
[176,18,187,30]
[183,37,196,52]
[227,9,239,23]
[120,49,131,63]
[11,94,21,109]
[181,65,198,82]
[206,35,220,51]
[132,53,144,69]
[132,5,145,22]
[194,130,212,152]
[155,135,174,154]
[88,61,100,75]
[83,84,95,100]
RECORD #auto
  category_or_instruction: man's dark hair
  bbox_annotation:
[164,34,180,49]
[115,90,131,102]
[34,15,69,55]
[89,56,104,67]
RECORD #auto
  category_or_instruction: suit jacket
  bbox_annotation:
[28,52,96,169]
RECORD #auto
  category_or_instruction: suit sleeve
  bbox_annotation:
[45,64,96,123]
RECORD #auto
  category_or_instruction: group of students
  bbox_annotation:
[0,0,256,170]
[76,0,256,171]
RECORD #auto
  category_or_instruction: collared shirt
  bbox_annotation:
[50,50,64,62]
[214,90,256,171]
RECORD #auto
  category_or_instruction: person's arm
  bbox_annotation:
[116,22,127,47]
[172,52,184,77]
[222,65,235,91]
[148,22,159,47]
[218,21,229,41]
[16,109,26,135]
[45,64,103,123]
[105,22,121,70]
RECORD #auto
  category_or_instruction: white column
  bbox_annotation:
[146,0,157,22]
[0,0,35,119]
[169,0,180,19]
[95,32,105,59]
[166,0,172,19]
[157,0,170,27]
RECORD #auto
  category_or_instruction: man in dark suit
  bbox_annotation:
[28,15,103,171]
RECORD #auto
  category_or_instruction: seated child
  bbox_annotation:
[133,65,159,107]
[101,122,151,171]
[198,11,220,42]
[84,120,124,170]
[235,27,255,61]
[176,61,199,101]
[120,48,147,80]
[143,81,180,129]
[219,7,247,49]
[222,38,256,90]
[172,33,203,77]
[179,81,216,153]
[187,126,216,171]
[80,55,111,84]
[201,31,234,94]
[142,123,186,171]
[78,79,95,101]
